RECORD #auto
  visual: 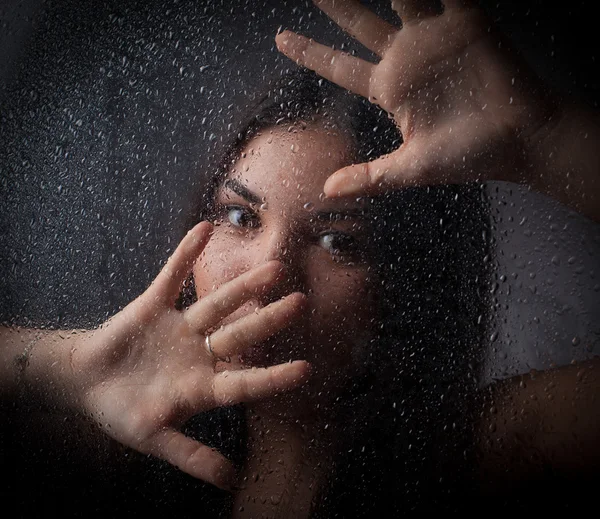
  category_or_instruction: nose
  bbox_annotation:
[255,228,306,304]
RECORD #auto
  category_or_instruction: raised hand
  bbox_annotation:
[276,0,556,198]
[67,222,308,489]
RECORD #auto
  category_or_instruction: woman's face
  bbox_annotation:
[194,123,379,395]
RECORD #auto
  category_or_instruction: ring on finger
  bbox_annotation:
[204,334,230,363]
[205,334,217,358]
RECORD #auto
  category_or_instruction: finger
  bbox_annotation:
[184,260,285,331]
[313,0,397,57]
[392,0,439,22]
[323,139,426,197]
[145,429,235,490]
[147,222,213,305]
[324,126,475,197]
[275,30,375,99]
[208,292,307,358]
[212,360,311,406]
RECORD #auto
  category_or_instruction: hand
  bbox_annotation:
[276,0,556,198]
[67,222,309,489]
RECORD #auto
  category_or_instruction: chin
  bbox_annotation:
[250,379,352,424]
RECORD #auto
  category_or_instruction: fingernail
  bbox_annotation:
[290,360,311,380]
[216,464,236,492]
[275,31,289,48]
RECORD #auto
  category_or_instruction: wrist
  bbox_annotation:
[20,329,90,413]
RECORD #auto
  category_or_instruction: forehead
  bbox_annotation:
[226,124,354,199]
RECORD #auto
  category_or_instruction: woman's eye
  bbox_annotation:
[318,232,358,258]
[226,206,260,229]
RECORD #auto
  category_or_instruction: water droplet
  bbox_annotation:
[303,202,314,211]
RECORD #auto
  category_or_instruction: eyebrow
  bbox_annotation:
[222,178,262,205]
[312,208,370,221]
[222,178,370,220]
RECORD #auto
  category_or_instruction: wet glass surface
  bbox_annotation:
[1,0,599,515]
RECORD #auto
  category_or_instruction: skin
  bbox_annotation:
[0,224,313,490]
[277,0,600,222]
[192,123,383,518]
[194,123,379,412]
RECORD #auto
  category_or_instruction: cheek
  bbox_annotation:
[193,231,252,298]
[306,262,377,331]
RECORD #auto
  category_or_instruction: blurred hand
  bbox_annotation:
[67,222,308,490]
[276,0,556,197]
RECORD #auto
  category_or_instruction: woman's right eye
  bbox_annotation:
[225,206,260,229]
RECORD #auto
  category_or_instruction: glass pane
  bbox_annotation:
[1,0,598,515]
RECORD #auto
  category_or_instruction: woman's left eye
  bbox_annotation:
[226,206,260,229]
[318,232,358,257]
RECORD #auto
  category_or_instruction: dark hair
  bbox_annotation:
[186,68,400,227]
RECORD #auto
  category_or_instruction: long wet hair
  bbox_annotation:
[180,69,491,515]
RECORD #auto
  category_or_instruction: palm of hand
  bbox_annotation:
[65,222,308,488]
[277,0,554,194]
[82,308,205,449]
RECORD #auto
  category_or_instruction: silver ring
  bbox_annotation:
[204,334,230,363]
[205,334,216,359]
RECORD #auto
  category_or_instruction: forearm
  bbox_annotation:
[527,103,600,222]
[0,326,90,410]
[476,358,600,490]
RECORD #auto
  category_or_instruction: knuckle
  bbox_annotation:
[345,9,362,35]
[210,376,221,405]
[370,166,385,185]
[240,374,250,400]
[228,329,246,353]
[331,55,347,84]
[162,264,176,280]
[161,431,180,458]
[204,296,223,319]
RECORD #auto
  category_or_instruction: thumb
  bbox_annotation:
[323,141,425,198]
